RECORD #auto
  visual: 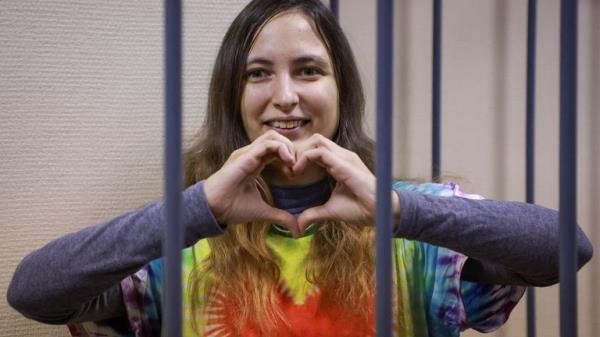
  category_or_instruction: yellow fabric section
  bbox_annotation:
[181,240,212,337]
[266,234,314,305]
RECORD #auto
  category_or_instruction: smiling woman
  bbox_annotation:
[239,11,341,187]
[6,0,593,337]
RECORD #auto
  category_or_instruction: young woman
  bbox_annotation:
[8,0,593,336]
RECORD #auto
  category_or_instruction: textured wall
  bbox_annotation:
[1,0,597,336]
[0,1,248,335]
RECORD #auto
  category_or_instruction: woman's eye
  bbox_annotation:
[299,67,321,77]
[246,69,268,80]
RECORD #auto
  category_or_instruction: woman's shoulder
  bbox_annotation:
[393,180,484,200]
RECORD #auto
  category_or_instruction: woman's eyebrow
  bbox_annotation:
[245,55,330,68]
[246,57,273,67]
[292,55,330,68]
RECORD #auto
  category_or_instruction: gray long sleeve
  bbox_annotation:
[393,189,594,287]
[7,181,225,324]
[8,181,594,326]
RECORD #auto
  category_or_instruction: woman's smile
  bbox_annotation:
[264,118,311,138]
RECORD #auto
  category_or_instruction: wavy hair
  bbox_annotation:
[184,0,376,334]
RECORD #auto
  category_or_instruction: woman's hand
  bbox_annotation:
[293,134,400,233]
[204,130,301,236]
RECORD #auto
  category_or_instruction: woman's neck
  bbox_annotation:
[267,175,333,237]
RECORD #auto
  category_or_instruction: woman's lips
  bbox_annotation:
[265,120,310,138]
[267,120,308,128]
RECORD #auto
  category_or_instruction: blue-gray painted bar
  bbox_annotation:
[330,0,339,20]
[526,288,536,337]
[164,0,183,336]
[525,1,537,336]
[376,0,393,336]
[559,0,578,336]
[526,0,537,221]
[432,0,442,182]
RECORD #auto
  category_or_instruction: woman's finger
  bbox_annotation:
[253,140,294,161]
[256,203,300,237]
[241,140,295,175]
[297,205,332,233]
[293,147,349,182]
[257,130,297,160]
[218,140,293,186]
[295,133,337,152]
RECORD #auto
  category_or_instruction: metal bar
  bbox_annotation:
[376,0,393,336]
[559,0,578,336]
[526,0,537,222]
[432,0,442,182]
[330,0,339,20]
[525,1,537,336]
[164,0,183,336]
[526,288,536,337]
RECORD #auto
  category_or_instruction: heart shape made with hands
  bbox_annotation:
[204,133,386,238]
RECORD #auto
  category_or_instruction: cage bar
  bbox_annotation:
[432,0,442,182]
[525,0,538,336]
[375,0,394,336]
[164,0,183,336]
[559,0,578,336]
[330,0,339,20]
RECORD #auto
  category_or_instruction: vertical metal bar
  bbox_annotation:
[526,286,537,337]
[164,0,183,336]
[330,0,339,20]
[376,0,393,336]
[559,0,578,337]
[525,1,537,337]
[432,0,442,182]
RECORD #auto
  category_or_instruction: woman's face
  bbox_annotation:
[240,11,339,144]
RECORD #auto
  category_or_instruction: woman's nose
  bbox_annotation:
[272,75,298,112]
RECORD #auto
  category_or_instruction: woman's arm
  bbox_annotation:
[8,130,298,324]
[7,181,225,324]
[282,134,592,286]
[393,189,593,287]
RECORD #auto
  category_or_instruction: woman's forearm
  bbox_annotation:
[7,181,225,324]
[393,189,593,286]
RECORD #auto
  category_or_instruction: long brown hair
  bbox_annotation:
[184,0,376,334]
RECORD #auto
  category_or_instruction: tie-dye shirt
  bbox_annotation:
[68,182,525,337]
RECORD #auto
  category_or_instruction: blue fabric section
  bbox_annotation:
[269,177,332,217]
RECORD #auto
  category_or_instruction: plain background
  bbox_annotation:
[1,0,598,336]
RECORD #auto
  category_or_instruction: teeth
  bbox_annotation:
[269,120,305,129]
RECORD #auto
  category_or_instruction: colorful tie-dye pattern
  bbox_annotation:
[67,182,525,337]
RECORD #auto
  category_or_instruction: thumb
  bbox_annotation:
[297,205,332,234]
[257,204,300,237]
